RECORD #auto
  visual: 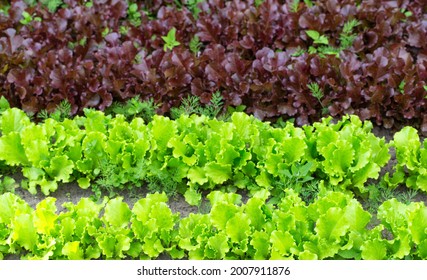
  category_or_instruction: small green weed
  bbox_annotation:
[24,0,63,13]
[305,19,360,58]
[339,19,360,49]
[366,182,420,213]
[291,47,306,57]
[20,11,42,25]
[162,27,181,52]
[171,91,224,119]
[255,0,264,7]
[38,100,72,122]
[290,0,300,13]
[147,174,179,198]
[102,27,110,38]
[107,97,160,123]
[269,162,316,204]
[399,80,406,94]
[41,0,63,12]
[127,2,141,27]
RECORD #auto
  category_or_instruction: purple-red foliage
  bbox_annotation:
[0,0,427,131]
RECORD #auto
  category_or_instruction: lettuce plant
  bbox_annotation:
[385,126,427,192]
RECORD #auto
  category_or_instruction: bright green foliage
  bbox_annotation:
[306,30,329,45]
[373,199,427,259]
[340,19,360,49]
[38,100,71,122]
[96,198,133,259]
[20,11,42,25]
[127,2,141,27]
[305,115,390,194]
[24,0,63,13]
[303,191,371,260]
[0,108,31,134]
[0,133,29,166]
[304,19,359,58]
[308,82,324,101]
[304,0,314,8]
[3,190,427,260]
[100,27,109,38]
[385,126,427,193]
[186,0,204,18]
[41,0,63,12]
[104,197,132,228]
[170,91,224,119]
[399,81,406,94]
[162,28,181,51]
[175,0,204,18]
[254,0,264,8]
[34,198,57,235]
[290,0,300,13]
[0,193,35,255]
[361,239,387,260]
[107,97,159,123]
[62,241,84,260]
[131,193,181,258]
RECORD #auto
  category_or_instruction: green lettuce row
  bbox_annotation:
[0,107,390,203]
[1,190,426,260]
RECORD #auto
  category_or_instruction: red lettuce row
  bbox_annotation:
[0,0,426,131]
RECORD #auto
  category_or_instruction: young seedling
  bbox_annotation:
[340,19,360,49]
[120,25,129,36]
[308,82,329,114]
[190,35,202,54]
[255,0,264,7]
[186,0,204,18]
[308,82,324,101]
[41,0,63,12]
[306,30,329,45]
[162,27,181,51]
[304,0,314,8]
[128,2,141,27]
[102,27,110,38]
[20,11,42,25]
[399,81,406,94]
[400,8,413,20]
[37,100,72,122]
[290,0,300,12]
[291,46,306,57]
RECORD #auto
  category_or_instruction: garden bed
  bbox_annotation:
[1,0,427,260]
